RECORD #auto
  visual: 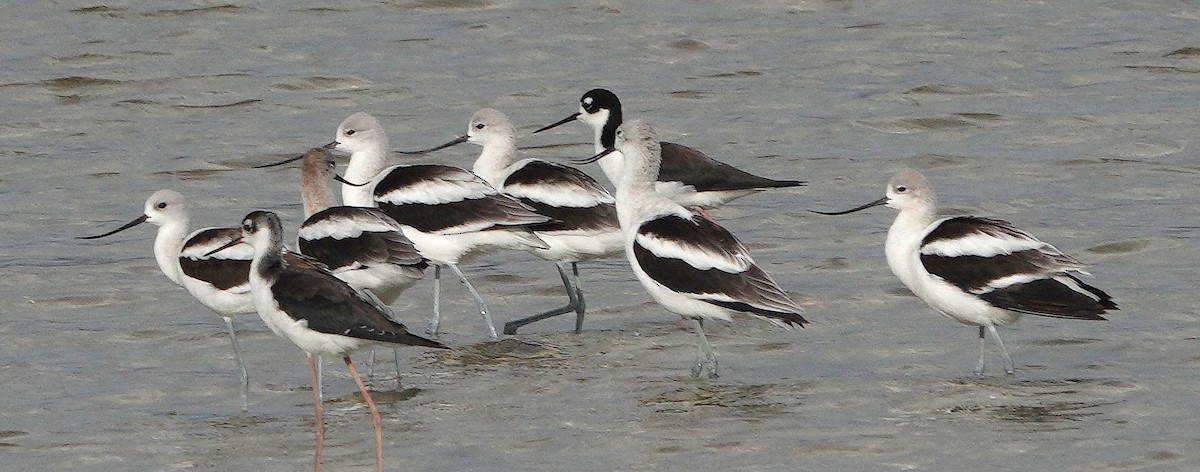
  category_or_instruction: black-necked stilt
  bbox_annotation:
[534,88,805,214]
[330,112,553,340]
[260,147,430,381]
[79,190,256,411]
[814,168,1117,375]
[597,120,807,378]
[404,108,623,335]
[211,210,446,472]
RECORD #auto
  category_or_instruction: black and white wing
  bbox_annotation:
[371,164,549,234]
[298,206,426,277]
[919,216,1117,320]
[633,213,807,326]
[179,227,252,292]
[503,159,618,233]
[271,265,446,349]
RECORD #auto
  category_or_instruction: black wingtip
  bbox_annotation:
[783,313,810,328]
[402,333,450,350]
[765,179,806,188]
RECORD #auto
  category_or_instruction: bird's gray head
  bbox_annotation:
[333,112,387,154]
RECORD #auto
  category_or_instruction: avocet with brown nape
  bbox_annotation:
[258,147,428,382]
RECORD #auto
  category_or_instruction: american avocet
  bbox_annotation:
[403,108,623,335]
[594,120,806,378]
[814,168,1117,375]
[79,190,256,411]
[534,88,805,214]
[330,112,551,339]
[294,147,426,307]
[209,210,446,472]
[277,147,428,380]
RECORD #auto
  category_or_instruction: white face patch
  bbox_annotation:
[582,97,593,106]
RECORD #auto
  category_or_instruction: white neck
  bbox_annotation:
[614,149,664,232]
[153,218,189,285]
[884,206,937,290]
[590,129,625,186]
[341,142,387,208]
[472,140,517,188]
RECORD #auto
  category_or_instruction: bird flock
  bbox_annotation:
[79,88,1118,471]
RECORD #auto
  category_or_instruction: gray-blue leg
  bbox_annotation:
[974,326,987,376]
[987,325,1015,375]
[367,349,376,379]
[502,262,585,335]
[222,316,249,413]
[569,262,586,333]
[691,319,718,379]
[448,263,498,339]
[427,265,443,335]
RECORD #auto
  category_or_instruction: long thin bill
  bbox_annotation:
[397,135,468,155]
[254,153,305,169]
[532,112,581,134]
[334,174,368,187]
[203,236,245,257]
[572,147,615,166]
[810,197,888,215]
[77,214,149,239]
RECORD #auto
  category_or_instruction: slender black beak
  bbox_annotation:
[573,147,616,166]
[77,214,150,239]
[533,112,581,134]
[334,174,368,187]
[203,236,245,257]
[322,141,338,150]
[398,135,468,155]
[810,197,889,215]
[254,153,306,169]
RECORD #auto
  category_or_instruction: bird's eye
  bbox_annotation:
[345,129,356,136]
[474,123,484,130]
[156,202,167,209]
[896,185,908,193]
[242,220,252,231]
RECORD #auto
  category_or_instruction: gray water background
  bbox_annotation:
[2,1,1198,470]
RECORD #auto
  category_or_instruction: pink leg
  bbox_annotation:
[692,206,717,223]
[308,354,324,472]
[344,357,384,472]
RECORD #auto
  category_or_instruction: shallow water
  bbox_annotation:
[3,1,1199,470]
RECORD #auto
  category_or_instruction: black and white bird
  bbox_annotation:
[595,119,807,378]
[814,168,1117,375]
[294,147,426,307]
[403,108,623,335]
[79,190,256,412]
[261,147,428,381]
[534,88,805,214]
[210,210,446,472]
[330,112,552,339]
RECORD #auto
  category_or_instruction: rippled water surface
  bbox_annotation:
[3,1,1199,470]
